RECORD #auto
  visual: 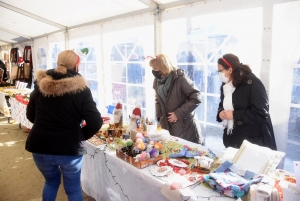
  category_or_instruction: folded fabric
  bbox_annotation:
[203,160,263,198]
[169,146,188,158]
[185,148,201,158]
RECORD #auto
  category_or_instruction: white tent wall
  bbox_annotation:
[270,1,300,163]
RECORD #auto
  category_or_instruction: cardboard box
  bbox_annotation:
[116,149,162,169]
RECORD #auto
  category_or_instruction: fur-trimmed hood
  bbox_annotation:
[36,69,87,97]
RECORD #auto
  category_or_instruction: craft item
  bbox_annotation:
[107,129,116,137]
[116,149,162,169]
[169,146,188,158]
[144,129,170,142]
[147,125,156,134]
[208,148,217,159]
[185,148,201,158]
[113,101,123,128]
[126,105,142,133]
[194,156,213,170]
[123,133,130,140]
[168,159,188,168]
[107,105,115,114]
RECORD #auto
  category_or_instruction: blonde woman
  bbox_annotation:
[149,54,203,144]
[26,50,102,201]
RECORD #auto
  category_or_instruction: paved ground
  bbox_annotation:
[0,113,95,201]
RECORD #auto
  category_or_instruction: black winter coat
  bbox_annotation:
[216,73,277,150]
[26,69,103,155]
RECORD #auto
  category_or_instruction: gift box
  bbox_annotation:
[116,149,162,169]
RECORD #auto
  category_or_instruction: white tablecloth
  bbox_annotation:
[9,97,33,129]
[81,138,235,201]
[0,91,10,117]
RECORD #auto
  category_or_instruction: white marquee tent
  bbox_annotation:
[0,0,300,172]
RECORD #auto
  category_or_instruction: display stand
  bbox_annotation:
[23,46,33,88]
[16,63,25,81]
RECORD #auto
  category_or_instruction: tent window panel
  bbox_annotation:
[291,68,300,104]
[288,107,300,142]
[127,63,145,84]
[111,63,126,83]
[195,96,205,122]
[37,47,47,70]
[127,85,146,108]
[206,96,220,124]
[207,65,222,94]
[70,38,100,107]
[87,80,98,99]
[105,25,154,122]
[50,43,64,70]
[112,83,127,104]
[85,62,97,80]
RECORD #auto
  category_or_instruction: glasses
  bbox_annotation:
[217,69,226,73]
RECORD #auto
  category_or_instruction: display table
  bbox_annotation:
[0,91,10,117]
[9,97,32,129]
[81,138,234,201]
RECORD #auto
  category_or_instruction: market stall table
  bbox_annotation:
[9,97,32,129]
[0,91,10,120]
[81,138,235,201]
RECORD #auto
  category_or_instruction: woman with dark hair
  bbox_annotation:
[216,53,277,150]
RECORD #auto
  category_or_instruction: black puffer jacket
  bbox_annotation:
[217,73,277,150]
[26,69,102,155]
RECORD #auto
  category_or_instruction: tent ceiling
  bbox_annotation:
[0,0,203,47]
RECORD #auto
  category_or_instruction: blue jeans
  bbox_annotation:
[32,153,84,201]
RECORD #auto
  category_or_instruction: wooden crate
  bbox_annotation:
[116,149,163,169]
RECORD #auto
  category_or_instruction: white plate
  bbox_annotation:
[157,159,167,166]
[168,159,188,168]
[149,165,173,177]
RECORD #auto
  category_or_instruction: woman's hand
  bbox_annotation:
[167,112,178,123]
[220,110,233,120]
[219,111,225,120]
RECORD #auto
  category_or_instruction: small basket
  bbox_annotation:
[116,149,162,169]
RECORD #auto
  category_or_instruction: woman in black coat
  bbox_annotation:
[216,53,277,150]
[26,50,103,200]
